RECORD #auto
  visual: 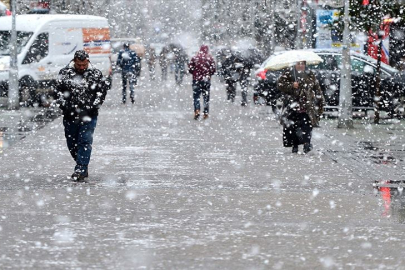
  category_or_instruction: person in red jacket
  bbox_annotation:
[188,45,216,120]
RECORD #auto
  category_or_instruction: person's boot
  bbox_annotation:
[203,113,209,120]
[71,172,88,182]
[71,169,88,182]
[194,110,200,120]
[292,145,299,154]
[303,143,312,154]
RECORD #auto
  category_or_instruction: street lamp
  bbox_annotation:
[337,0,353,128]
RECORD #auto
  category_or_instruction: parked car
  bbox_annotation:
[0,1,11,16]
[0,14,112,106]
[253,48,405,117]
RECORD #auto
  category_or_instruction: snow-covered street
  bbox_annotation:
[1,71,405,269]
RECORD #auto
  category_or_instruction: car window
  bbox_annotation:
[22,33,48,64]
[335,55,375,74]
[351,58,367,73]
[312,54,339,71]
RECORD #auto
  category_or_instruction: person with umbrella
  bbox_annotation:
[277,60,324,154]
[221,49,252,106]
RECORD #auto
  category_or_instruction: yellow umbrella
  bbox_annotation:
[264,50,323,71]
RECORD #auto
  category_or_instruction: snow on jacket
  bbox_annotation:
[55,61,108,121]
[116,48,141,74]
[277,68,325,127]
[188,45,216,81]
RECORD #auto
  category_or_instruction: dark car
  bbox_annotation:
[253,49,405,117]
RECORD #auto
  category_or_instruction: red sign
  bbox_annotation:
[362,0,369,5]
[29,1,50,10]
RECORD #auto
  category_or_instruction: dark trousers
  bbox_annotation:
[63,117,97,174]
[192,80,211,114]
[225,79,236,102]
[225,78,248,104]
[121,71,136,102]
[283,111,312,147]
[174,63,185,85]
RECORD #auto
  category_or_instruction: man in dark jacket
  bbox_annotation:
[173,48,188,85]
[221,50,252,106]
[55,50,109,181]
[188,45,216,120]
[116,43,141,104]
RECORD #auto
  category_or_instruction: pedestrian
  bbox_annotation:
[54,50,109,181]
[277,61,324,154]
[173,48,188,85]
[116,42,141,104]
[188,45,216,120]
[146,47,157,81]
[221,50,251,106]
[159,47,169,81]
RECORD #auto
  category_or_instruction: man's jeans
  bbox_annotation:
[63,117,97,174]
[122,71,136,102]
[192,80,211,114]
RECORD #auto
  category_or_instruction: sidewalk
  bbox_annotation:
[1,76,405,269]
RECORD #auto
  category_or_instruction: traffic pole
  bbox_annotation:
[8,0,19,110]
[295,0,302,49]
[337,0,353,128]
[374,30,383,124]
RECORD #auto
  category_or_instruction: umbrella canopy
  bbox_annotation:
[264,50,323,71]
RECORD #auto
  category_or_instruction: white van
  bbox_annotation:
[0,14,112,105]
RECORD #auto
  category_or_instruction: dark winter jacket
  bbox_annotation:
[278,68,325,127]
[116,48,141,74]
[221,53,250,83]
[188,45,216,81]
[55,61,108,121]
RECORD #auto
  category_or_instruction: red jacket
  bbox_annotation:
[188,45,216,81]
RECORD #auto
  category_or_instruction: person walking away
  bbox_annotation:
[174,48,188,85]
[54,50,109,181]
[221,50,251,106]
[147,47,157,81]
[159,48,169,81]
[277,61,324,154]
[221,50,238,102]
[116,43,141,104]
[188,45,216,120]
[239,58,253,107]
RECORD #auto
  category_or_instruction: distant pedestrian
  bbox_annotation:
[188,45,216,120]
[221,50,252,106]
[147,47,157,81]
[277,61,324,154]
[173,48,188,85]
[159,48,169,81]
[54,50,109,181]
[116,43,141,104]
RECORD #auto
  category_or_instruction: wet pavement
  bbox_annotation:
[0,105,59,152]
[1,72,405,269]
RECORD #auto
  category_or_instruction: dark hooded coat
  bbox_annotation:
[188,45,216,81]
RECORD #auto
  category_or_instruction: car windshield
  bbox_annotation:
[0,31,33,56]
